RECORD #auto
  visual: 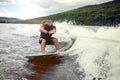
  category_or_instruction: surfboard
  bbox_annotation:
[26,53,63,59]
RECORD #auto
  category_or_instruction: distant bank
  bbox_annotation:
[1,0,120,26]
[0,17,22,23]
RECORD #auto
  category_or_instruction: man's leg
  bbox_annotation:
[53,38,60,51]
[41,39,46,54]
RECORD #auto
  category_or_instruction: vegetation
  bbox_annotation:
[0,17,22,23]
[18,0,120,26]
[0,20,7,23]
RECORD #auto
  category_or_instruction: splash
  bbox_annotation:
[55,22,120,80]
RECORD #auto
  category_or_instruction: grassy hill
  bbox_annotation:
[18,0,120,26]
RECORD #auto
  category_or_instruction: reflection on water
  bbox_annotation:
[25,54,62,80]
[25,54,85,80]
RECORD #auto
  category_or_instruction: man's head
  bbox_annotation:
[47,18,53,26]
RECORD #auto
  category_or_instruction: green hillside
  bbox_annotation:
[18,0,120,26]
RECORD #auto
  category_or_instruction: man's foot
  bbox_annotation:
[55,50,60,55]
[42,53,46,55]
[41,51,46,55]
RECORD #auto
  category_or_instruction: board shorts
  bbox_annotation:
[39,37,54,45]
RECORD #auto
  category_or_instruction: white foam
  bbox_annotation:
[1,23,120,80]
[13,24,40,37]
[57,23,120,80]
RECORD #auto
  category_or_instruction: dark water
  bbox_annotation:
[25,54,62,80]
[25,54,85,80]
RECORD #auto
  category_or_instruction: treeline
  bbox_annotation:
[0,20,12,23]
[0,17,22,23]
[0,20,6,23]
[19,0,120,26]
[48,0,120,26]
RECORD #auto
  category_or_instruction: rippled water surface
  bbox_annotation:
[0,23,120,80]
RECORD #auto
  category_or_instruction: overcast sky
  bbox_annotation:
[0,0,112,20]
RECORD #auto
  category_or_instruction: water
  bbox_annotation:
[0,23,120,80]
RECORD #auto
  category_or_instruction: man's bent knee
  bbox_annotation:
[53,38,58,42]
[41,39,46,43]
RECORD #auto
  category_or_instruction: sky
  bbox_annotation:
[0,0,113,20]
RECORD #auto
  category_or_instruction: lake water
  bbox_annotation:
[0,23,120,80]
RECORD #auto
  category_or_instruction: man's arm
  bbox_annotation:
[39,24,48,34]
[48,29,56,34]
[49,26,56,34]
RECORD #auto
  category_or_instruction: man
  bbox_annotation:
[39,18,60,54]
